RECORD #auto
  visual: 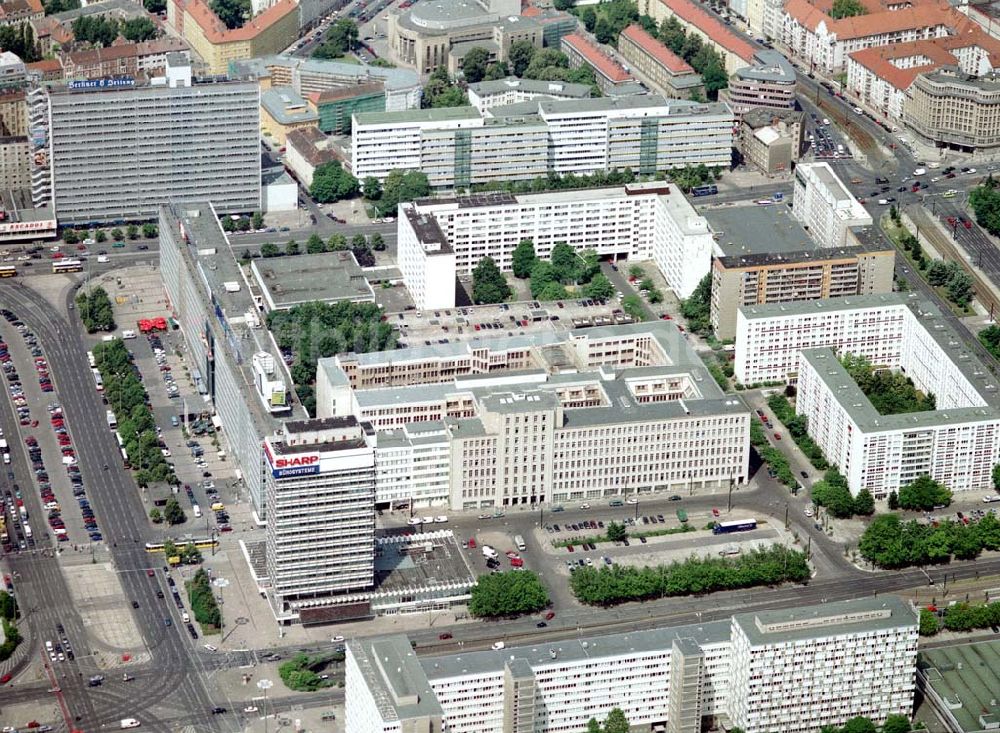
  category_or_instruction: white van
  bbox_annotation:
[97,255,110,263]
[121,330,137,340]
[491,641,505,651]
[120,719,141,729]
[181,611,190,623]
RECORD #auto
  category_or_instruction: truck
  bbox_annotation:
[712,518,758,535]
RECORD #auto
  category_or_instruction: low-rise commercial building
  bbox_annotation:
[347,596,918,733]
[0,188,55,243]
[230,54,422,112]
[560,31,635,95]
[792,162,872,248]
[251,251,375,311]
[737,293,1000,496]
[260,86,319,145]
[738,107,804,174]
[618,23,704,100]
[396,183,714,309]
[708,207,893,340]
[466,76,591,113]
[351,96,734,187]
[387,0,541,75]
[719,49,796,119]
[32,55,260,224]
[168,0,299,75]
[284,126,339,188]
[318,320,750,510]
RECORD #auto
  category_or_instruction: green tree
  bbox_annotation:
[840,717,876,733]
[95,229,107,243]
[898,475,952,511]
[461,46,490,83]
[260,242,280,258]
[468,570,549,617]
[210,0,249,28]
[853,488,875,516]
[508,40,536,76]
[927,260,951,286]
[680,273,712,335]
[484,61,509,80]
[285,239,300,256]
[121,17,157,41]
[313,18,358,58]
[511,238,537,278]
[422,66,469,108]
[111,227,124,241]
[187,568,221,629]
[62,228,78,244]
[831,0,867,18]
[328,233,348,251]
[370,232,386,251]
[163,498,186,525]
[378,170,431,215]
[970,176,1000,236]
[606,521,627,542]
[581,6,597,31]
[126,224,139,240]
[918,609,939,636]
[0,590,19,621]
[946,268,973,306]
[594,16,614,44]
[981,323,1000,359]
[537,281,569,300]
[888,490,899,510]
[141,223,158,239]
[250,211,264,230]
[859,514,910,568]
[659,16,686,53]
[362,176,382,201]
[310,160,359,203]
[811,470,856,519]
[149,507,162,524]
[306,234,326,254]
[550,242,581,283]
[584,273,615,300]
[472,256,512,304]
[144,0,166,12]
[883,714,912,733]
[840,353,935,415]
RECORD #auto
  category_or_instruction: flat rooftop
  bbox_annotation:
[706,204,816,258]
[250,251,375,310]
[919,639,1000,732]
[230,54,421,91]
[715,241,890,269]
[348,634,444,724]
[468,76,592,99]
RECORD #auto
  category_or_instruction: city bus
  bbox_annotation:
[0,265,16,278]
[712,518,758,535]
[52,259,83,273]
[691,184,718,197]
[92,368,104,392]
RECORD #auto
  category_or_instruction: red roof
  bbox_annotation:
[521,6,541,17]
[657,0,755,63]
[561,32,632,82]
[619,24,694,75]
[183,0,297,43]
[784,0,960,41]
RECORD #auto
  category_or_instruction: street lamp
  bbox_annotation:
[257,678,273,733]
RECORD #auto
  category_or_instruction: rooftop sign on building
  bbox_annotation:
[68,76,136,91]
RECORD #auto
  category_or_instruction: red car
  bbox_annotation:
[774,432,782,440]
[544,611,556,620]
[712,508,720,517]
[1,673,12,684]
[146,569,155,577]
[438,632,453,640]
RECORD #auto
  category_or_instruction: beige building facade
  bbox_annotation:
[905,68,1000,150]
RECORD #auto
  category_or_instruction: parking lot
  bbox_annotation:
[806,112,854,160]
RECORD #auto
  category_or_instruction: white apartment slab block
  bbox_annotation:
[347,596,918,733]
[792,162,872,248]
[396,182,713,309]
[736,293,1000,497]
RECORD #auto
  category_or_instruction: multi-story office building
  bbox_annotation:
[230,54,422,115]
[792,162,872,249]
[719,50,797,119]
[738,107,804,175]
[736,293,1000,496]
[466,76,592,113]
[347,596,918,733]
[32,56,260,224]
[396,183,715,308]
[317,321,750,510]
[905,68,1000,150]
[263,416,376,623]
[710,227,894,340]
[159,201,305,520]
[618,23,704,100]
[351,96,734,188]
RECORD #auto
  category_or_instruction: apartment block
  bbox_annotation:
[618,24,705,100]
[33,56,260,224]
[317,321,750,511]
[792,162,872,248]
[737,293,1000,496]
[351,96,734,188]
[560,32,635,95]
[637,0,757,74]
[347,596,918,733]
[395,183,715,308]
[710,228,894,340]
[264,417,376,623]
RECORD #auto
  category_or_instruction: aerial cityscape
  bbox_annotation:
[4,0,1000,730]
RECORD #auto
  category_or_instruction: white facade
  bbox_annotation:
[347,596,918,733]
[396,182,714,309]
[845,53,910,120]
[263,417,376,622]
[792,162,872,249]
[317,322,750,511]
[736,293,1000,497]
[467,77,592,113]
[352,97,734,187]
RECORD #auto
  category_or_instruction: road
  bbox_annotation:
[0,281,220,733]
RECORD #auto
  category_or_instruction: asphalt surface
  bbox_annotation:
[0,281,220,733]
